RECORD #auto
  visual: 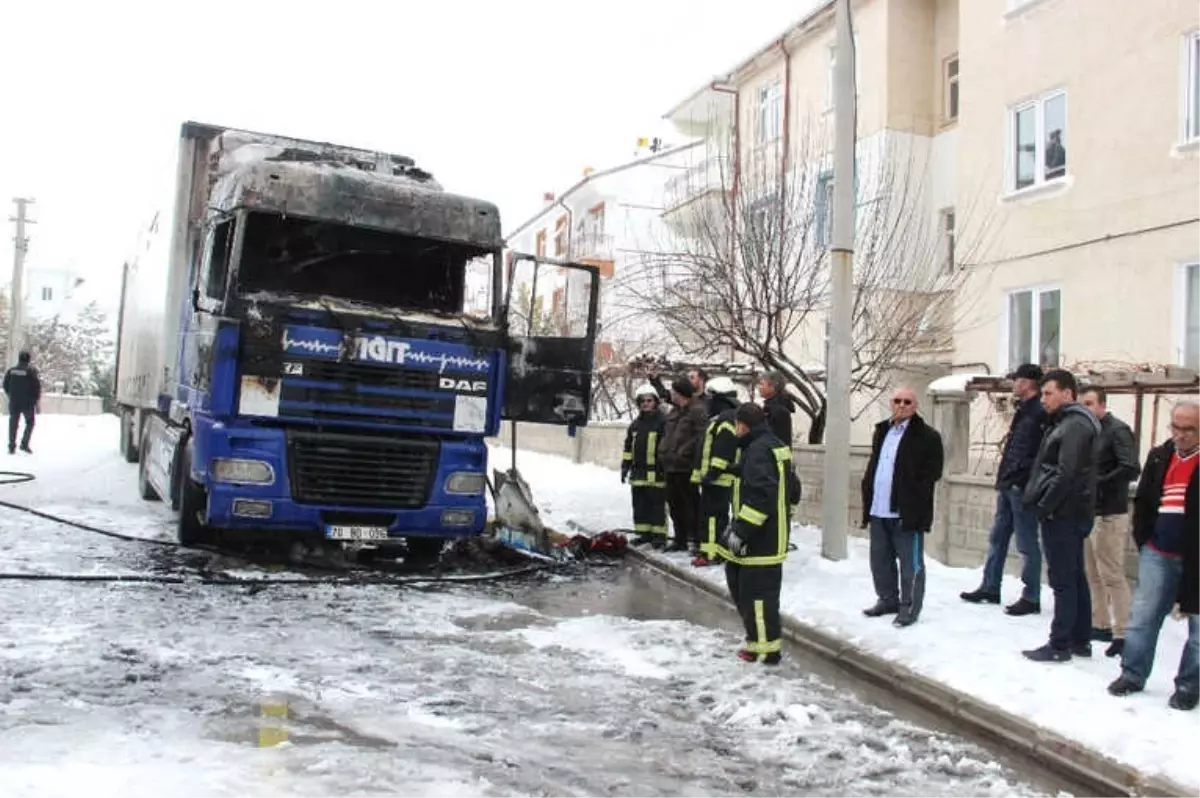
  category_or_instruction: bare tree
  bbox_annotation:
[621,117,995,442]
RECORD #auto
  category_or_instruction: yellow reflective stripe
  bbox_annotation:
[709,473,735,487]
[698,422,715,471]
[737,504,767,526]
[761,638,781,653]
[710,456,730,470]
[736,554,786,566]
[630,480,665,487]
[646,431,657,467]
[771,446,791,463]
[754,600,768,661]
[775,457,788,558]
[700,517,719,555]
[622,452,633,461]
[716,421,736,435]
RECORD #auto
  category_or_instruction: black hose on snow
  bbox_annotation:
[0,470,560,587]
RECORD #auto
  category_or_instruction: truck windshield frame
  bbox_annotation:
[233,210,501,321]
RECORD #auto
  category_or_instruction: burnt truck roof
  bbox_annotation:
[185,121,503,250]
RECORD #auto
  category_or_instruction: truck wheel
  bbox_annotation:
[120,411,139,464]
[176,446,212,547]
[137,426,160,501]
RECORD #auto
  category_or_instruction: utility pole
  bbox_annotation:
[820,0,856,561]
[7,198,36,369]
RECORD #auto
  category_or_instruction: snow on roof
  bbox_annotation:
[928,373,991,395]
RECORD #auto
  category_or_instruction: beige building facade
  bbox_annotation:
[662,0,1199,452]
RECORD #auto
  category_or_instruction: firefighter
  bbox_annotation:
[721,402,800,665]
[3,350,42,455]
[622,384,668,548]
[691,376,740,567]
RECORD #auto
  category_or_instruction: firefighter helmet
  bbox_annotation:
[706,376,738,397]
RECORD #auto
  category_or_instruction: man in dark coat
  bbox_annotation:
[3,350,42,455]
[720,402,800,665]
[1020,369,1101,663]
[961,363,1046,615]
[1108,400,1199,711]
[757,371,794,447]
[860,387,945,627]
[660,378,709,554]
[1080,387,1141,656]
[622,384,668,548]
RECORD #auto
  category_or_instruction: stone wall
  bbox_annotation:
[2,393,104,416]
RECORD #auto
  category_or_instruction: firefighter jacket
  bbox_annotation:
[622,410,667,486]
[691,393,740,487]
[723,424,800,566]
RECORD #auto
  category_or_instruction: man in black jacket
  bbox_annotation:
[757,371,794,446]
[860,387,944,627]
[962,363,1046,615]
[1080,387,1141,656]
[3,351,42,455]
[660,378,709,554]
[1108,400,1199,710]
[720,402,799,665]
[1021,369,1101,663]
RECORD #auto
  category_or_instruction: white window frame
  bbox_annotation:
[1183,29,1200,145]
[756,80,782,146]
[939,207,956,271]
[1174,261,1200,370]
[1002,284,1062,372]
[1006,89,1067,193]
[944,54,960,123]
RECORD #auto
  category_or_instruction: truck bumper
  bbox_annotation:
[193,420,488,541]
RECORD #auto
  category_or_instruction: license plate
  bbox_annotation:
[326,525,390,541]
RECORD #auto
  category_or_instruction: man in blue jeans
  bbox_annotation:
[961,364,1046,615]
[1020,369,1100,663]
[1108,400,1199,710]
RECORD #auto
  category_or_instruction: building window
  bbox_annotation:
[1007,286,1060,370]
[41,286,52,302]
[815,173,834,247]
[944,55,960,122]
[1184,30,1200,143]
[1011,91,1066,191]
[535,229,547,258]
[940,208,956,271]
[757,81,782,145]
[553,215,568,257]
[1183,262,1199,370]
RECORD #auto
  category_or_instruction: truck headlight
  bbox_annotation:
[212,458,275,485]
[445,471,485,495]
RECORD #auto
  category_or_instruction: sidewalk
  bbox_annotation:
[493,444,1200,795]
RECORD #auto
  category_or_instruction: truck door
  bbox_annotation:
[502,253,600,426]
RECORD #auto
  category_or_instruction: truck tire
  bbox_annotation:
[176,445,212,547]
[137,426,160,501]
[120,410,139,464]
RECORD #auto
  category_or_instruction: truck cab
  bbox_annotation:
[116,122,599,551]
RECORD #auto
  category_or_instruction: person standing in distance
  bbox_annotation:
[860,387,945,627]
[757,371,795,447]
[3,350,42,455]
[660,378,709,555]
[1021,369,1100,663]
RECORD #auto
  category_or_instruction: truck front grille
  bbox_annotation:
[287,430,438,508]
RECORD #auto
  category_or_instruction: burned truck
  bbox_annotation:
[113,121,598,551]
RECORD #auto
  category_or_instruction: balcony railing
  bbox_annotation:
[663,156,730,211]
[572,232,615,260]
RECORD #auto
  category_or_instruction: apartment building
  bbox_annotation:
[504,143,699,368]
[662,0,1199,447]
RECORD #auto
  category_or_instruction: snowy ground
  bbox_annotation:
[494,445,1200,794]
[0,415,1059,796]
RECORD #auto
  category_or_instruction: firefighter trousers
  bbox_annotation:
[700,484,731,558]
[725,561,783,660]
[630,484,667,537]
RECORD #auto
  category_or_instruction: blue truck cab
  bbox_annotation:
[113,121,599,551]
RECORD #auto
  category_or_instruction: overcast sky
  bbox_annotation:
[0,0,813,312]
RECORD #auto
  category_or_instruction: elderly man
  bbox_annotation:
[1108,400,1199,710]
[1080,387,1141,656]
[860,387,945,627]
[757,371,795,446]
[1021,369,1100,663]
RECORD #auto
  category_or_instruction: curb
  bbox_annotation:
[626,547,1191,798]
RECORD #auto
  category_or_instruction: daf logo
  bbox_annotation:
[439,377,488,394]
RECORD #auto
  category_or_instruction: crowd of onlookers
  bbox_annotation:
[619,362,1198,708]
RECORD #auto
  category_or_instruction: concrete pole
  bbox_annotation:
[7,198,35,368]
[820,0,857,561]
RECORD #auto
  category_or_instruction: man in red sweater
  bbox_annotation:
[1107,400,1199,710]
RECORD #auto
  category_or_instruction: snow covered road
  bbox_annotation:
[0,416,1058,796]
